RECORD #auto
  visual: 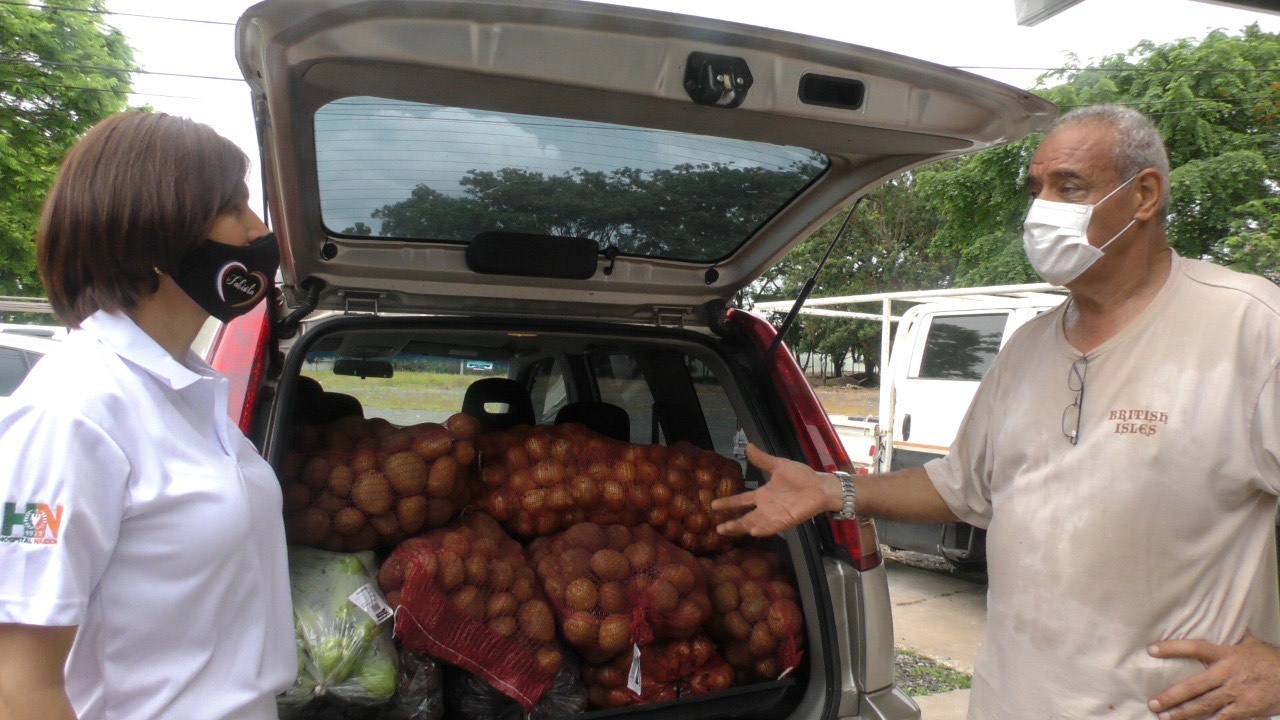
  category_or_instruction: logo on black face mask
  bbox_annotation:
[217,261,269,307]
[173,233,280,322]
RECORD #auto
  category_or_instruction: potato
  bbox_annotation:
[380,427,416,454]
[395,496,429,534]
[351,470,394,515]
[327,464,355,499]
[426,456,459,498]
[412,425,454,461]
[300,456,333,491]
[518,600,556,644]
[281,483,311,513]
[487,615,518,638]
[589,549,631,582]
[287,507,329,545]
[596,614,633,656]
[383,451,429,496]
[444,412,481,441]
[333,506,368,536]
[369,512,401,539]
[565,578,598,612]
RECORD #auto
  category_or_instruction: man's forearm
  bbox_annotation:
[819,466,961,524]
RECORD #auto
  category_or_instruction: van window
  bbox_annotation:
[687,357,738,458]
[917,313,1007,380]
[0,347,29,396]
[590,354,653,445]
[527,358,568,425]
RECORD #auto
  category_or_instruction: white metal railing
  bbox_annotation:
[0,296,55,314]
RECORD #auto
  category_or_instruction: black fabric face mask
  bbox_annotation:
[171,233,280,322]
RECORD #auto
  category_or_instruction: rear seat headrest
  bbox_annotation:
[461,377,535,432]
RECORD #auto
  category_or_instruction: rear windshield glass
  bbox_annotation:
[314,97,827,262]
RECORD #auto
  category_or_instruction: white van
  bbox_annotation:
[779,287,1066,565]
[874,294,1064,565]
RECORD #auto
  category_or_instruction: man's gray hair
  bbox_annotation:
[1053,104,1170,214]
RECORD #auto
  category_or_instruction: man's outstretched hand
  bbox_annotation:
[712,443,839,537]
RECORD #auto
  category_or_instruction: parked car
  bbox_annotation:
[213,1,1055,717]
[0,330,63,397]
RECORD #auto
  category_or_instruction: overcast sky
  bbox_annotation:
[102,0,1280,212]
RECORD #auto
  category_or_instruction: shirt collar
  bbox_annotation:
[79,310,216,391]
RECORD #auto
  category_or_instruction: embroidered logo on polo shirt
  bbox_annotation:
[1,502,64,545]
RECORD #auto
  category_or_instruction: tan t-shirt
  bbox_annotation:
[926,254,1280,719]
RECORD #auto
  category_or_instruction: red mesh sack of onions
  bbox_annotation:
[377,512,564,710]
[279,413,479,552]
[472,422,744,554]
[581,634,734,708]
[699,545,806,683]
[529,522,712,664]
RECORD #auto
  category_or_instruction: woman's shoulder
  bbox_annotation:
[8,333,136,424]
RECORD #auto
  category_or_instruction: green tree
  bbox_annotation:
[753,24,1280,388]
[915,143,1041,286]
[368,161,822,261]
[0,0,134,298]
[754,174,959,385]
[919,24,1280,283]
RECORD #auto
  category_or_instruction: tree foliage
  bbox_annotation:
[366,161,822,260]
[753,174,956,384]
[1044,25,1280,275]
[0,0,134,297]
[920,24,1280,284]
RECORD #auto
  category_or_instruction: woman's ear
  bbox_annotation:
[1133,167,1164,222]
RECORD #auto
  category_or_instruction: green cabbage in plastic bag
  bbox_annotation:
[278,547,399,718]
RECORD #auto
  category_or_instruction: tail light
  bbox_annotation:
[724,308,882,571]
[206,301,272,435]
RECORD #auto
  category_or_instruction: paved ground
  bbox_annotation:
[884,558,987,720]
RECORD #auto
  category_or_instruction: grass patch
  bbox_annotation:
[303,369,477,414]
[894,647,971,697]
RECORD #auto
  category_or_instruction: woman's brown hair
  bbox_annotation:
[37,111,250,327]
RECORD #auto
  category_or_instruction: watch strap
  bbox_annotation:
[831,470,857,520]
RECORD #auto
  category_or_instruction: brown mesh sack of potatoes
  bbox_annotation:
[377,512,564,710]
[699,544,805,683]
[581,633,734,709]
[472,422,744,554]
[279,412,479,552]
[529,522,712,664]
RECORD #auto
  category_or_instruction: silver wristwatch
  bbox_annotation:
[830,470,857,520]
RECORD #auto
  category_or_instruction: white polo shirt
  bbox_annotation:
[0,310,295,719]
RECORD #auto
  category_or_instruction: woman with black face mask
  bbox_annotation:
[0,112,294,720]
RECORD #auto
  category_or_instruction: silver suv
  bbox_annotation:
[216,1,1054,717]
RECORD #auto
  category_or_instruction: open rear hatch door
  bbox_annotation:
[236,0,1056,327]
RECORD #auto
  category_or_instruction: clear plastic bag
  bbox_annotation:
[278,547,400,718]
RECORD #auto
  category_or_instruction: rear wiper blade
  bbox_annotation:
[762,197,863,367]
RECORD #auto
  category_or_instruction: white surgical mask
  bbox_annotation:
[1022,174,1139,285]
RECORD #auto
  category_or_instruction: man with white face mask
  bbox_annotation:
[713,104,1280,719]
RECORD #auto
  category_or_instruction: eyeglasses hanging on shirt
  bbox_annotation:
[1061,356,1088,445]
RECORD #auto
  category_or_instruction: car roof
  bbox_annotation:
[236,0,1056,327]
[0,330,63,353]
